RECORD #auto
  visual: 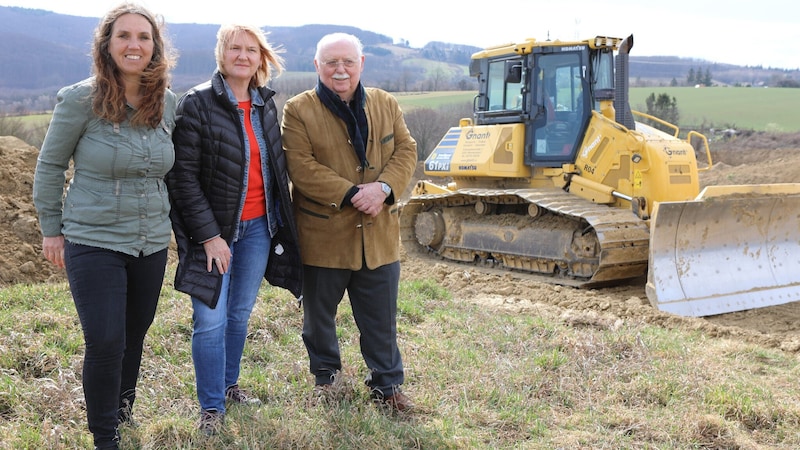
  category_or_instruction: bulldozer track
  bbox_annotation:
[400,188,650,288]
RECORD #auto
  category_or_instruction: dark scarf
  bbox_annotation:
[316,80,369,169]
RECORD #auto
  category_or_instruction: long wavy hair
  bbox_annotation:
[91,2,177,128]
[214,24,285,89]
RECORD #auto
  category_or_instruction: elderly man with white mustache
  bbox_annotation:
[281,32,418,412]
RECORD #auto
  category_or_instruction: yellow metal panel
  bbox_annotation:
[424,124,530,179]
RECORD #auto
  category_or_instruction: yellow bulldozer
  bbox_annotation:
[401,35,800,317]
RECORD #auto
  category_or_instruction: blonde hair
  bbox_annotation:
[91,2,176,128]
[215,24,285,88]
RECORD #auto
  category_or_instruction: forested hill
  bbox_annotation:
[0,5,796,100]
[0,6,479,95]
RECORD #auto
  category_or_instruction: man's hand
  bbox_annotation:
[351,181,387,217]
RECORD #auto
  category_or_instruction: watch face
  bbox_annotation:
[381,183,391,195]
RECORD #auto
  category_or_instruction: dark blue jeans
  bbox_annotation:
[64,242,167,449]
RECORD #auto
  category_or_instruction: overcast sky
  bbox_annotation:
[2,0,797,70]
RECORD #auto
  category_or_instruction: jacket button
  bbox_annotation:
[330,203,338,208]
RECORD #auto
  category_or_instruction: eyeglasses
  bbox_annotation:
[322,59,358,69]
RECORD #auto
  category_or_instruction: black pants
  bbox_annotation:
[64,242,166,449]
[301,261,405,396]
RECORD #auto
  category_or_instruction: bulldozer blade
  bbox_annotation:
[646,184,800,317]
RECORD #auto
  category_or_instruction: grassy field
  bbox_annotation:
[395,91,476,110]
[17,113,51,127]
[1,265,799,449]
[395,87,800,133]
[628,87,800,132]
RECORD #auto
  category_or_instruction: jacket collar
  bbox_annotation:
[211,70,273,108]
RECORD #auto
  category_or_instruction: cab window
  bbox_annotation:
[487,59,523,111]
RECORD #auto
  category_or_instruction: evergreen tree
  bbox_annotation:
[645,92,680,127]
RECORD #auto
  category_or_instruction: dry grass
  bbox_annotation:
[1,270,800,449]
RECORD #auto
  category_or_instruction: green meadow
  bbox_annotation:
[395,87,800,132]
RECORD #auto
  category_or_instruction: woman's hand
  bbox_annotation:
[203,236,231,274]
[42,235,66,269]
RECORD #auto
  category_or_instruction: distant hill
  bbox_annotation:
[0,6,478,95]
[0,5,797,111]
[627,56,795,88]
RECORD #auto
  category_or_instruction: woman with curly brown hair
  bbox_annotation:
[32,3,177,448]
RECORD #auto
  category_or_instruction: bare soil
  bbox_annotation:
[5,132,800,352]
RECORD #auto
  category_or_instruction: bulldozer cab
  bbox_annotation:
[473,46,592,168]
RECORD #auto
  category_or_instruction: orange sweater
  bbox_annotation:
[240,101,266,221]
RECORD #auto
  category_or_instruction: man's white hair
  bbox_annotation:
[315,33,363,61]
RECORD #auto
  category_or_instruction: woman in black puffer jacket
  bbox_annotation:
[166,24,302,434]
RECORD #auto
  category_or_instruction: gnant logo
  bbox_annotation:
[581,135,601,158]
[465,130,491,140]
[665,149,688,156]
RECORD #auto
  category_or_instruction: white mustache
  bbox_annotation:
[332,74,350,80]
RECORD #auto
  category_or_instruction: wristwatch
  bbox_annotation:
[379,182,392,197]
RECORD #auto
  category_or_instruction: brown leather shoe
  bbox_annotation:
[225,384,262,406]
[381,392,414,412]
[197,409,224,436]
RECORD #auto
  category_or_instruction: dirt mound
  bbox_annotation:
[699,139,800,186]
[0,136,64,285]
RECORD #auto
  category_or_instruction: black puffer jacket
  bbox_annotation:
[167,70,302,307]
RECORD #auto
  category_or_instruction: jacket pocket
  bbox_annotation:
[63,184,121,226]
[298,205,329,220]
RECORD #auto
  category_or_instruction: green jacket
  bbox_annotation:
[281,86,417,270]
[33,78,177,256]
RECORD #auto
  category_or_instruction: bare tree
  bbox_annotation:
[399,69,415,92]
[404,102,472,161]
[404,108,442,160]
[428,67,449,91]
[0,115,42,147]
